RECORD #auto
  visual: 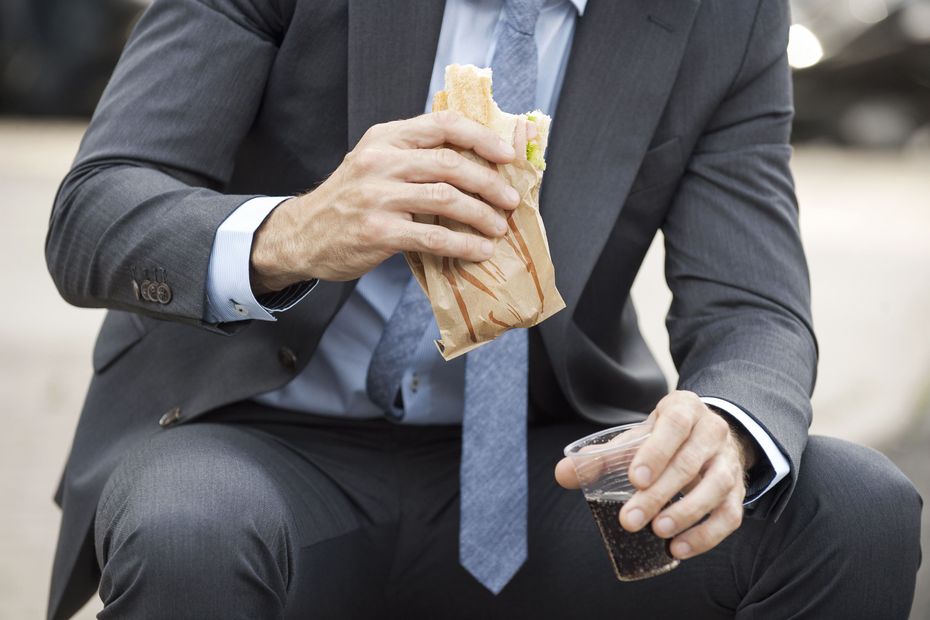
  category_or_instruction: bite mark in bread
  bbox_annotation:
[432,64,550,170]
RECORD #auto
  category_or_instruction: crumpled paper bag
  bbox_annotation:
[405,75,565,360]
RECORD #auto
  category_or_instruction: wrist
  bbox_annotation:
[250,197,304,294]
[706,404,759,472]
[734,430,759,472]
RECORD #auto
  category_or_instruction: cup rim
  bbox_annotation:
[563,421,652,458]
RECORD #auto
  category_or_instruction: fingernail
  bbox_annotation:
[672,541,691,558]
[655,516,675,537]
[634,465,652,486]
[505,186,520,205]
[625,508,645,529]
[499,139,515,157]
[496,218,508,234]
[481,240,494,256]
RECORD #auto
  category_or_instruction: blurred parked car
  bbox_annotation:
[0,0,146,116]
[790,0,930,148]
[2,0,929,150]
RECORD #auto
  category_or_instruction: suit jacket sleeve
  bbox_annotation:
[661,0,817,520]
[45,0,289,330]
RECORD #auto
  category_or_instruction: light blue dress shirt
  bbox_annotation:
[204,0,789,500]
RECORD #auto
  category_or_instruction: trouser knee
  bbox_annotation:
[806,437,922,552]
[787,437,922,616]
[94,425,294,618]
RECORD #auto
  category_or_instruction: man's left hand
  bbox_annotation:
[555,390,758,560]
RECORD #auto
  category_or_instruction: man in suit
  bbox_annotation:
[46,0,921,618]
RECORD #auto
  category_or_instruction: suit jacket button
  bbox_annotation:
[159,407,182,427]
[140,280,152,302]
[278,347,298,372]
[132,279,141,300]
[146,281,160,303]
[156,283,172,304]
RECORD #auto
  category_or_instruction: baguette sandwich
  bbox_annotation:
[406,64,565,360]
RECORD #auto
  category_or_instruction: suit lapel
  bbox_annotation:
[347,0,447,148]
[539,0,701,330]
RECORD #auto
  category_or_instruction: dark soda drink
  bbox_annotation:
[586,491,680,581]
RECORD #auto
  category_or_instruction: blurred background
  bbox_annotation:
[1,0,928,617]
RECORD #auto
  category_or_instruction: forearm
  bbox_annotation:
[661,0,816,506]
[673,312,816,470]
[47,162,258,326]
[45,0,288,326]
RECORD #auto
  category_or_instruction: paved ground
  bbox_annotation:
[1,120,927,618]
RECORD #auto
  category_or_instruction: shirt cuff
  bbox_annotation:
[699,396,791,505]
[205,196,315,324]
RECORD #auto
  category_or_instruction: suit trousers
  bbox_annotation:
[93,402,922,619]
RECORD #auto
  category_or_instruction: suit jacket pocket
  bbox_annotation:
[92,310,148,373]
[627,136,683,197]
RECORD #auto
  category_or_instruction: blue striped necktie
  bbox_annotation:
[458,0,542,593]
[367,0,543,593]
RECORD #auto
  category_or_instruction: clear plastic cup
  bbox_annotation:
[564,422,680,581]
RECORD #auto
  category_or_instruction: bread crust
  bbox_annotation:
[432,64,550,165]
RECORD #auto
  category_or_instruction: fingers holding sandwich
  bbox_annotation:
[399,148,520,212]
[249,111,521,290]
[382,110,516,164]
[384,217,497,264]
[387,181,509,239]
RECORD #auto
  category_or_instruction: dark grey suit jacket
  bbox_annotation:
[45,0,816,617]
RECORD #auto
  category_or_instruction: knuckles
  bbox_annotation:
[484,166,501,186]
[645,441,677,470]
[435,147,461,169]
[635,490,667,517]
[430,182,456,206]
[457,235,473,257]
[671,449,704,480]
[672,389,701,404]
[721,500,744,531]
[712,467,738,496]
[357,212,388,246]
[346,181,393,215]
[662,405,695,434]
[432,109,461,130]
[687,528,713,551]
[345,147,384,176]
[707,411,731,442]
[423,227,448,252]
[361,122,386,143]
[482,169,504,197]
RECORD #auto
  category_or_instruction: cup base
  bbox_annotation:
[615,559,680,581]
[586,492,680,582]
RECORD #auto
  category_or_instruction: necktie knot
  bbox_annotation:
[503,0,546,36]
[491,0,543,114]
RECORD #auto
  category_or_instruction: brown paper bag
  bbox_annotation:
[405,64,565,360]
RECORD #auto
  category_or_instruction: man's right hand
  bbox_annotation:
[249,110,520,293]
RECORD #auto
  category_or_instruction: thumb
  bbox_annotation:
[554,457,582,489]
